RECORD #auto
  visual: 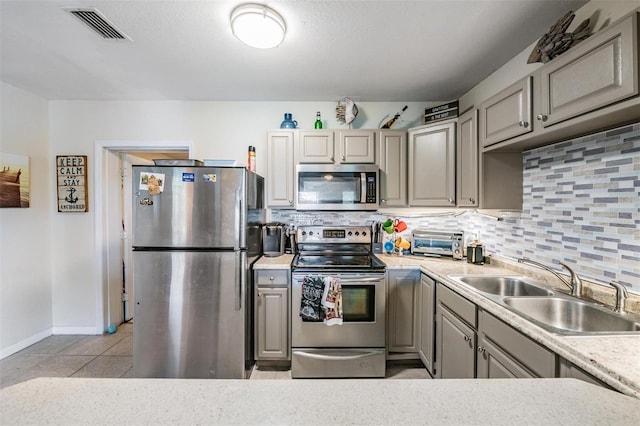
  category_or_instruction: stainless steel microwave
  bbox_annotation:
[295,164,378,211]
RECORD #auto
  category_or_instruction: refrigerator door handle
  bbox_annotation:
[236,251,245,311]
[235,188,244,251]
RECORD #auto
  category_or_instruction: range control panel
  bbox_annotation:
[296,226,371,244]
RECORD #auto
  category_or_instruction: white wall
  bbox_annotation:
[0,82,52,357]
[47,100,427,332]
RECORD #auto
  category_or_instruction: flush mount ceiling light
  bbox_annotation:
[230,3,286,49]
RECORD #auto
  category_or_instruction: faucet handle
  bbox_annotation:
[609,281,629,314]
[559,262,582,297]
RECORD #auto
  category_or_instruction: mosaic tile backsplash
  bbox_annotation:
[271,123,640,293]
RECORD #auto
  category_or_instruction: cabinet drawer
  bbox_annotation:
[255,269,289,286]
[437,284,476,327]
[480,311,555,378]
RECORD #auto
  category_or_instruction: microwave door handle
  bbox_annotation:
[360,173,367,203]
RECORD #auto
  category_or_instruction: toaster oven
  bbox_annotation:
[411,230,464,259]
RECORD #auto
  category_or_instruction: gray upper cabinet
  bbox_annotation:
[408,121,456,207]
[537,12,639,128]
[266,130,295,208]
[377,130,407,207]
[456,109,478,207]
[479,76,532,148]
[297,130,335,163]
[338,130,376,163]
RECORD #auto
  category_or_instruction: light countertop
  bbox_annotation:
[253,253,640,398]
[2,377,639,425]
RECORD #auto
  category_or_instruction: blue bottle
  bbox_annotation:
[280,113,298,129]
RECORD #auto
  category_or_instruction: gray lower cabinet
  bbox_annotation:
[478,311,555,378]
[408,121,456,207]
[418,274,435,375]
[387,270,421,357]
[435,284,477,378]
[254,270,290,361]
[558,358,615,390]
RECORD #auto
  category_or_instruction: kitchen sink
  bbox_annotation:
[449,275,554,297]
[503,297,640,335]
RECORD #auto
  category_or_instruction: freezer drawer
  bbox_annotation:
[133,250,250,378]
[291,348,386,378]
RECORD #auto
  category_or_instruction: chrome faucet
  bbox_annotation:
[517,258,582,297]
[609,281,629,314]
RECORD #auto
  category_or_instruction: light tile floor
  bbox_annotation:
[1,322,430,388]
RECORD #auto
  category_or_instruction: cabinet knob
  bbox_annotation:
[463,335,470,342]
[536,114,548,122]
[288,199,293,205]
[448,198,454,204]
[477,346,485,354]
[469,197,475,203]
[380,199,386,204]
[269,276,275,281]
[518,121,529,128]
[341,155,346,161]
[329,156,334,161]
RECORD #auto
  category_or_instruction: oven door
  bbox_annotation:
[291,273,385,348]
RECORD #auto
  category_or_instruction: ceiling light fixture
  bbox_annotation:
[230,3,286,49]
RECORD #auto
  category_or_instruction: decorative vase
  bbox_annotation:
[280,113,298,129]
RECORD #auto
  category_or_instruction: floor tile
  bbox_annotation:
[249,367,277,379]
[103,335,132,356]
[59,334,128,356]
[0,354,51,388]
[19,335,85,355]
[71,355,133,378]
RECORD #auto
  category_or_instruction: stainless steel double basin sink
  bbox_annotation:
[447,275,640,335]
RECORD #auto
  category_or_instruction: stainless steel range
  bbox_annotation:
[290,226,386,378]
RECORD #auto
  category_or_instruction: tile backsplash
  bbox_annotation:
[270,123,640,293]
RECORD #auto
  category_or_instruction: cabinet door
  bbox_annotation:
[538,14,638,128]
[418,274,435,375]
[408,122,456,207]
[297,130,335,163]
[387,270,420,353]
[435,305,476,379]
[339,130,375,163]
[456,109,478,207]
[479,76,532,148]
[477,337,535,379]
[266,131,295,208]
[255,286,289,360]
[377,130,407,207]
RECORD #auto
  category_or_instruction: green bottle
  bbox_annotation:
[314,111,323,129]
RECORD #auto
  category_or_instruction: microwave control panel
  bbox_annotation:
[366,175,377,203]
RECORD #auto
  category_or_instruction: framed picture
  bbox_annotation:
[57,155,88,212]
[0,153,30,208]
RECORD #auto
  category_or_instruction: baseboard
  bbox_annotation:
[1,328,52,360]
[51,326,101,335]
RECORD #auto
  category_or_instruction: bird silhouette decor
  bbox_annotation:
[527,11,591,64]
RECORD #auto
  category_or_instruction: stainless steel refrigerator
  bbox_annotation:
[131,165,264,379]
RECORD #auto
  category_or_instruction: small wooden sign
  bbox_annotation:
[57,155,88,212]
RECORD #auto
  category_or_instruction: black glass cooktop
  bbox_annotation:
[292,254,386,271]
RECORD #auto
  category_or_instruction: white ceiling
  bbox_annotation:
[0,0,588,102]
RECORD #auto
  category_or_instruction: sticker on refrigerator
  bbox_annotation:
[203,174,217,183]
[139,172,165,195]
[182,172,195,182]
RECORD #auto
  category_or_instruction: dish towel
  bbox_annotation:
[322,277,343,326]
[299,276,325,321]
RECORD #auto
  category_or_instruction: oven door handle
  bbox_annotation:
[293,350,383,361]
[338,277,384,284]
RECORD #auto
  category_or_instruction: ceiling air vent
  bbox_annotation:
[66,8,130,40]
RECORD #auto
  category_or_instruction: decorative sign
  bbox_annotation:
[424,100,459,124]
[57,155,88,212]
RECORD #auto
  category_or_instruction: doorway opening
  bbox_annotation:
[94,141,192,333]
